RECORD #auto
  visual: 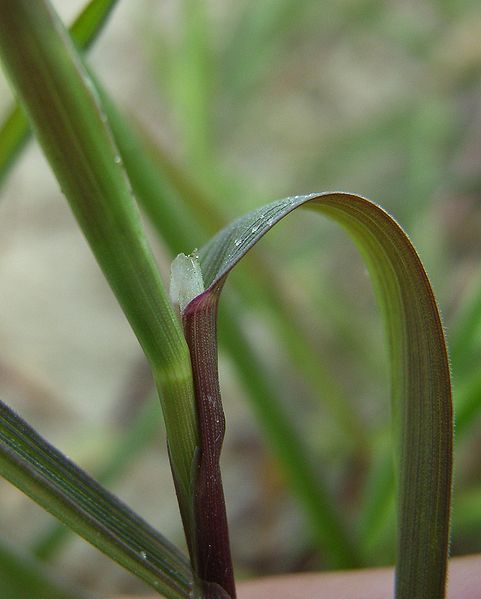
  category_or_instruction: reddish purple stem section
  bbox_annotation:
[183,285,236,599]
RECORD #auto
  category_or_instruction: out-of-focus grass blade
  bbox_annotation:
[181,192,452,599]
[450,271,481,375]
[170,0,212,173]
[0,105,29,188]
[453,369,481,434]
[100,95,202,255]
[0,400,192,599]
[452,485,481,539]
[0,538,88,599]
[0,0,118,186]
[356,450,396,565]
[69,0,117,46]
[216,294,359,569]
[0,0,198,516]
[220,0,308,103]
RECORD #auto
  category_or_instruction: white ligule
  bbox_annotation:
[169,252,205,313]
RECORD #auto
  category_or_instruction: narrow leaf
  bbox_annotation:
[182,192,452,599]
[0,0,198,515]
[173,0,213,172]
[32,394,160,560]
[0,400,192,598]
[0,0,119,186]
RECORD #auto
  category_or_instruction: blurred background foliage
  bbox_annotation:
[0,0,480,595]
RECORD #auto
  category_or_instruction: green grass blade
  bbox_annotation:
[0,105,28,187]
[183,192,452,599]
[100,96,202,255]
[169,0,212,174]
[453,369,481,434]
[450,270,481,375]
[32,394,160,561]
[436,204,481,435]
[0,400,192,598]
[0,0,198,512]
[69,0,118,47]
[0,538,89,599]
[0,0,119,187]
[220,0,308,104]
[452,485,481,539]
[356,449,396,564]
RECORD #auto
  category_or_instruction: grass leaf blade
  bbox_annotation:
[0,400,192,598]
[185,192,452,599]
[0,0,119,187]
[0,0,198,519]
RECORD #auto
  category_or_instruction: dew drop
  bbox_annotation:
[234,238,242,247]
[140,550,148,560]
[114,155,122,165]
[251,224,260,233]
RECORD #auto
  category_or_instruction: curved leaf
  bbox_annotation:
[180,192,452,599]
[0,400,192,599]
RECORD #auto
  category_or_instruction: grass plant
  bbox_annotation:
[1,0,479,598]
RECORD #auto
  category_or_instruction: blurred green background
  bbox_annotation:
[0,0,480,595]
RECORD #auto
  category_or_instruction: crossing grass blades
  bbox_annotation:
[0,1,452,598]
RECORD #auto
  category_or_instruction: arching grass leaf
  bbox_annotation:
[178,192,452,599]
